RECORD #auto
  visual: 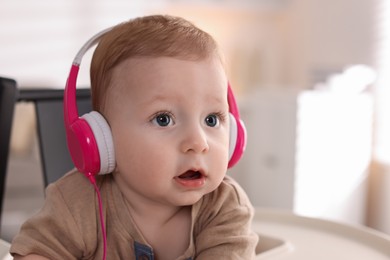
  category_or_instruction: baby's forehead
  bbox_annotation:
[110,55,225,84]
[106,56,227,100]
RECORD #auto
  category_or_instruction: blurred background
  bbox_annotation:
[1,0,390,242]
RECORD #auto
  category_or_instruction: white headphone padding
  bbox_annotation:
[82,111,115,174]
[229,112,238,161]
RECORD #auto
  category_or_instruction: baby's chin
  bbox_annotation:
[174,186,219,206]
[172,194,204,207]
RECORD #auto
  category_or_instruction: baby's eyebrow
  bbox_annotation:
[142,93,172,105]
[140,92,228,109]
[206,95,228,106]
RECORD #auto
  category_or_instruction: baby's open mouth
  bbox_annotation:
[175,169,206,188]
[178,170,202,180]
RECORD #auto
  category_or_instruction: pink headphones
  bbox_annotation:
[64,27,247,178]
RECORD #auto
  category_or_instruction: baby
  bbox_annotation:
[11,15,258,260]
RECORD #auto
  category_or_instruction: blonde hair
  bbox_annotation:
[90,15,222,112]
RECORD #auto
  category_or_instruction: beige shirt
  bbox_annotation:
[10,170,258,259]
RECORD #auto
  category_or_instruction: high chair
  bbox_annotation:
[253,208,390,259]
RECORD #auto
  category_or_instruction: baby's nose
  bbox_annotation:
[180,125,209,154]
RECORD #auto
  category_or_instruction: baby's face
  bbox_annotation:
[105,56,230,206]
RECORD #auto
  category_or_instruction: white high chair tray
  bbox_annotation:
[253,208,390,259]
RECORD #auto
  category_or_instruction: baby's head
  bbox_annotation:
[86,15,237,205]
[90,15,224,114]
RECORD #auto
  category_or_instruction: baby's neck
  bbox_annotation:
[125,196,185,226]
[114,175,192,259]
[124,196,192,260]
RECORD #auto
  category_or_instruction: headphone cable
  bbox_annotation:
[88,175,107,260]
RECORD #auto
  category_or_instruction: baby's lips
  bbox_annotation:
[175,168,206,188]
[178,170,202,180]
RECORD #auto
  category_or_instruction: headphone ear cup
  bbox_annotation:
[67,117,101,176]
[82,111,116,174]
[228,112,247,168]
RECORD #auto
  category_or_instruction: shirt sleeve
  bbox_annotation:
[10,178,97,259]
[193,176,259,259]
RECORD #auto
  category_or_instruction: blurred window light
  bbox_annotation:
[374,0,390,164]
[314,64,377,95]
[0,0,162,87]
[295,91,373,221]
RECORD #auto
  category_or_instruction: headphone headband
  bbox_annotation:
[65,27,112,128]
[73,27,113,66]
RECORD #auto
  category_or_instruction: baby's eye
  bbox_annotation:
[205,114,219,127]
[152,112,174,127]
